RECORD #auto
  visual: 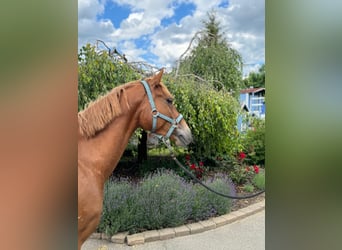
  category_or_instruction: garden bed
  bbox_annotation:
[99,158,265,237]
[231,187,265,211]
[113,155,265,213]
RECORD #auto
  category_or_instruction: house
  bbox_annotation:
[238,87,265,131]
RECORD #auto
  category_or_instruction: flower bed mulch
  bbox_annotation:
[231,186,265,211]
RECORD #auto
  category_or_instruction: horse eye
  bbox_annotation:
[166,98,173,105]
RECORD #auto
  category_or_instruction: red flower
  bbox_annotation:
[196,167,204,173]
[199,161,204,167]
[238,152,246,160]
[185,154,191,161]
[190,163,196,170]
[253,165,260,174]
[195,169,203,179]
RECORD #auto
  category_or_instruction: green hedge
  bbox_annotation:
[164,75,241,160]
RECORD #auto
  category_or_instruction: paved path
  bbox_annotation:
[82,210,265,250]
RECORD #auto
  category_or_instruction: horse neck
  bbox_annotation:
[78,84,144,181]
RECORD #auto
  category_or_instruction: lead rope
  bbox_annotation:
[162,139,265,200]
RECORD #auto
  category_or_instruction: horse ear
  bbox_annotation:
[150,68,164,87]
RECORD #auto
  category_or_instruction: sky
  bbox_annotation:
[78,0,264,77]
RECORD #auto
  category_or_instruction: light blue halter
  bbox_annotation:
[140,80,183,141]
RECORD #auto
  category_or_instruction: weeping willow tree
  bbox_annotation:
[177,11,243,95]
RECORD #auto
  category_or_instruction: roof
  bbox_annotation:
[240,87,265,94]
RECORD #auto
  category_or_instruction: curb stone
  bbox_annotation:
[111,231,128,244]
[174,225,190,237]
[211,216,228,227]
[187,222,205,234]
[158,228,175,240]
[89,233,101,239]
[143,230,160,243]
[126,233,144,246]
[199,219,216,230]
[91,199,265,246]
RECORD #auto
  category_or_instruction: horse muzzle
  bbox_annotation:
[173,124,193,147]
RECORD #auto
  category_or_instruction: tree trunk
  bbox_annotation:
[138,130,147,163]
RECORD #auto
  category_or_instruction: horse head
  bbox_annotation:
[138,69,192,147]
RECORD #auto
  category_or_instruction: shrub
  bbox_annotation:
[191,173,235,221]
[252,172,265,190]
[98,170,236,235]
[243,184,255,193]
[137,156,181,177]
[134,169,193,230]
[243,118,265,166]
[98,179,136,235]
[78,44,140,111]
[164,75,241,160]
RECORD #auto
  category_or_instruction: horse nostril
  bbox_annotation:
[177,130,192,145]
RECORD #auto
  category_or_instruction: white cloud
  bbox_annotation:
[111,12,160,40]
[217,0,265,73]
[78,0,265,75]
[78,0,117,48]
[111,0,176,20]
[78,0,105,19]
[190,0,223,11]
[119,40,146,62]
[149,0,265,71]
[149,17,202,68]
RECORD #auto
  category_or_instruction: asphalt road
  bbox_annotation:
[82,209,265,250]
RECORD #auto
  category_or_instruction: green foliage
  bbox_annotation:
[177,11,243,94]
[252,172,265,190]
[97,170,234,235]
[164,75,241,160]
[78,43,140,111]
[137,156,181,177]
[98,180,136,235]
[171,10,245,161]
[243,118,265,165]
[243,184,255,193]
[228,164,252,185]
[134,170,193,229]
[243,64,265,88]
[214,152,264,190]
[191,174,233,221]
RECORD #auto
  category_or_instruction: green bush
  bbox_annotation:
[78,44,140,111]
[98,179,136,235]
[137,156,182,177]
[243,184,255,193]
[134,170,193,230]
[164,75,241,160]
[252,172,265,190]
[243,118,265,166]
[191,174,234,221]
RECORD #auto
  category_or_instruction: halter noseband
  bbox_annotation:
[140,80,183,141]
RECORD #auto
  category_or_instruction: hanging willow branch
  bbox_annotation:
[175,31,218,76]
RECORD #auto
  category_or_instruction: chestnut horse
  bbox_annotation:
[78,70,192,249]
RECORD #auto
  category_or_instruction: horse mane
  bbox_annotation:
[78,81,135,138]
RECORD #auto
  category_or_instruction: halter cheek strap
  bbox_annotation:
[140,80,183,141]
